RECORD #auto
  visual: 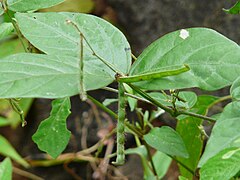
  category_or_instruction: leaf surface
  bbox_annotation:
[230,77,240,100]
[200,147,240,180]
[15,12,131,76]
[176,95,219,179]
[130,28,240,91]
[0,135,29,167]
[7,0,64,12]
[0,158,12,180]
[0,23,14,40]
[32,98,71,158]
[199,101,240,166]
[144,126,189,158]
[223,1,240,14]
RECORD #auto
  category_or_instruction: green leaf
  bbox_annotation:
[130,28,240,91]
[125,146,154,178]
[223,1,240,14]
[102,98,118,106]
[152,151,172,179]
[0,23,14,40]
[178,176,188,180]
[15,12,131,75]
[149,91,197,109]
[0,135,29,167]
[200,147,240,180]
[0,158,12,180]
[0,116,11,127]
[0,6,4,16]
[199,101,240,167]
[144,126,189,158]
[32,98,71,158]
[176,95,219,179]
[7,0,65,12]
[0,52,124,98]
[230,77,240,100]
[0,39,25,58]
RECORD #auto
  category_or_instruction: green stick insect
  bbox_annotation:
[66,19,190,165]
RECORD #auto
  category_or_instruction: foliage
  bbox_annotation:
[0,0,240,179]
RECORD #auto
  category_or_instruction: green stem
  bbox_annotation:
[143,141,158,176]
[66,20,121,75]
[118,65,190,83]
[170,155,195,175]
[128,84,216,122]
[6,11,29,53]
[128,84,174,114]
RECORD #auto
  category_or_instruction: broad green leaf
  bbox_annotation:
[230,77,240,100]
[15,12,131,76]
[0,39,25,58]
[223,1,240,14]
[0,53,116,98]
[0,23,14,40]
[0,135,29,167]
[144,126,189,158]
[130,28,240,91]
[152,151,172,179]
[176,95,219,178]
[0,158,12,180]
[32,98,71,158]
[199,101,240,167]
[200,147,240,180]
[7,0,65,12]
[149,91,197,109]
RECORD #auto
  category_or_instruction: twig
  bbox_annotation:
[13,167,44,180]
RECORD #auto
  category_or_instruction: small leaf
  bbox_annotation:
[230,77,240,100]
[144,126,189,158]
[125,146,154,178]
[0,135,29,167]
[149,91,197,109]
[223,1,240,14]
[130,28,240,91]
[0,23,14,40]
[200,147,240,180]
[0,158,12,180]
[7,0,65,12]
[102,98,118,106]
[153,151,172,179]
[32,98,71,158]
[199,101,240,167]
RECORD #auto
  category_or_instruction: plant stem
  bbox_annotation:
[87,95,117,119]
[170,156,195,175]
[6,11,29,53]
[178,110,216,122]
[128,84,216,122]
[143,141,158,176]
[102,87,151,104]
[128,84,174,114]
